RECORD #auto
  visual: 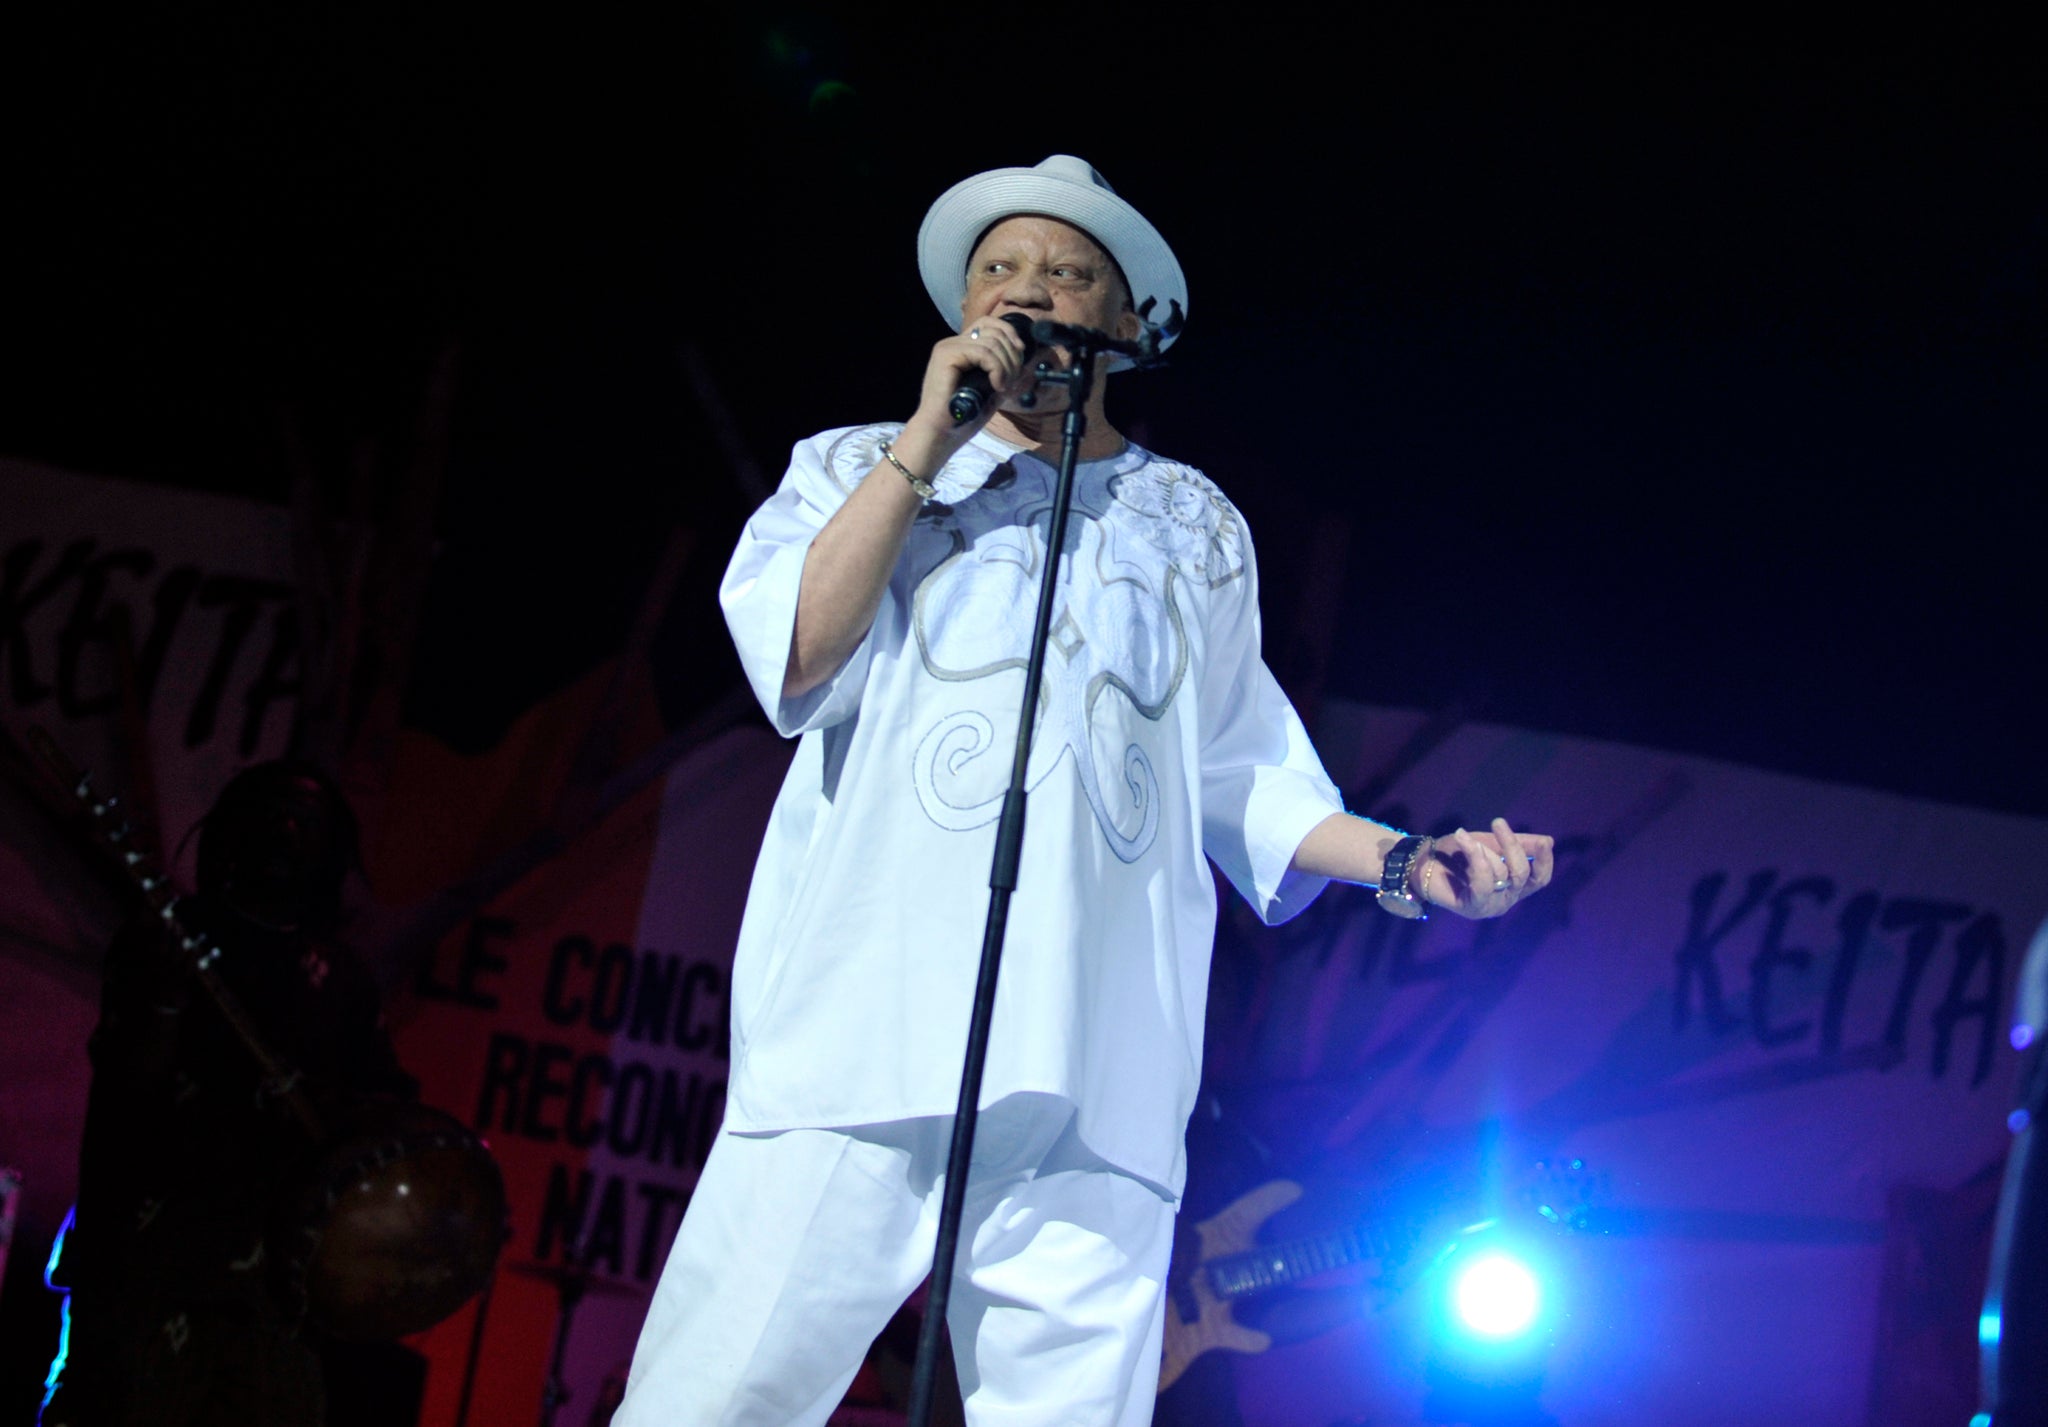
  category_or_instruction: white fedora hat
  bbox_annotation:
[916,154,1188,352]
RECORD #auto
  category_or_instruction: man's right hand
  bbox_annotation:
[783,318,1042,702]
[904,318,1035,451]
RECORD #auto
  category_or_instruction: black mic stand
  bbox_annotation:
[907,316,1169,1427]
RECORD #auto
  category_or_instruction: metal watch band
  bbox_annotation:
[1375,833,1431,921]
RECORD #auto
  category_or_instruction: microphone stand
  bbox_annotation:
[907,318,1166,1427]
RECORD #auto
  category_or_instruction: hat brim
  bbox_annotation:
[916,167,1187,356]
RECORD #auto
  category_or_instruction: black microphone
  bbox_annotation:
[948,313,1039,425]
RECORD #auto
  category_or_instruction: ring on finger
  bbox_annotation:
[969,327,982,340]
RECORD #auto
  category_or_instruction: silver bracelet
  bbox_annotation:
[878,439,937,501]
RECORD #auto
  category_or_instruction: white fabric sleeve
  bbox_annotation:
[720,430,875,737]
[1198,512,1346,925]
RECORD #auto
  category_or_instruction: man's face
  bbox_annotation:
[199,771,353,932]
[961,215,1141,357]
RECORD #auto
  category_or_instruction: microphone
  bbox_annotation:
[948,313,1039,425]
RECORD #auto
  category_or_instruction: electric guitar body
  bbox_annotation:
[1158,1179,1302,1392]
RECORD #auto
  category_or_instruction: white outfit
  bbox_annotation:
[620,424,1349,1426]
[718,423,1343,1196]
[618,1094,1174,1427]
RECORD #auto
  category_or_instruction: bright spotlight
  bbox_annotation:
[1453,1253,1541,1337]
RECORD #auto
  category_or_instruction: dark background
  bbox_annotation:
[1,4,2041,813]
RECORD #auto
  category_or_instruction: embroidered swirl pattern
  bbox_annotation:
[825,425,1244,862]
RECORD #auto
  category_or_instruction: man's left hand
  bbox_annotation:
[1418,818,1554,920]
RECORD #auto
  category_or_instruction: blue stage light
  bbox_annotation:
[1453,1252,1542,1338]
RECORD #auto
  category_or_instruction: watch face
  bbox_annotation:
[1376,888,1428,920]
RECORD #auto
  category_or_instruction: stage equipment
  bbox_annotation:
[1427,1223,1557,1354]
[905,312,1173,1427]
[26,728,508,1342]
[508,1251,647,1427]
[1416,1170,1592,1427]
[1452,1254,1541,1339]
[1423,1232,1559,1427]
[1975,915,2048,1426]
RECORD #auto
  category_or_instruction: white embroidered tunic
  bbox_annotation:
[719,424,1344,1197]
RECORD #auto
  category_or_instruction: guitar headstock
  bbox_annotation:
[1516,1156,1608,1234]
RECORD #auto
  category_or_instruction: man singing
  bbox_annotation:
[615,154,1554,1427]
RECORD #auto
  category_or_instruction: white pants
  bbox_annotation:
[613,1094,1176,1427]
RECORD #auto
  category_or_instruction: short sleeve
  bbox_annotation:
[1196,513,1345,924]
[722,426,1017,737]
[719,429,879,737]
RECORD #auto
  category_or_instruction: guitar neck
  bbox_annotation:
[1205,1216,1407,1301]
[27,727,326,1140]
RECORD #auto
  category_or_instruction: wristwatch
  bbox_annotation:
[1375,834,1432,921]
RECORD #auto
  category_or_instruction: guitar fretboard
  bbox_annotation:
[1205,1217,1408,1300]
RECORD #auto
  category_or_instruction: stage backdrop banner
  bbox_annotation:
[384,720,791,1427]
[0,458,298,1246]
[382,699,2044,1427]
[1193,701,2047,1427]
[2,445,2039,1427]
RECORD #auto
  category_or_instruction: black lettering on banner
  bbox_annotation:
[134,567,202,713]
[183,575,292,749]
[627,952,680,1045]
[659,1068,723,1168]
[540,943,730,1057]
[545,936,594,1026]
[1673,870,2009,1087]
[608,1062,655,1158]
[2,537,293,756]
[676,961,723,1051]
[1749,876,1833,1049]
[1879,899,1971,1056]
[1931,913,2005,1087]
[56,546,155,718]
[535,1164,692,1283]
[238,603,300,755]
[634,1182,687,1279]
[418,916,513,1010]
[650,1071,707,1168]
[476,1030,726,1171]
[536,1162,593,1263]
[521,1041,576,1142]
[567,1054,612,1149]
[475,1032,529,1131]
[1673,870,1774,1034]
[459,917,514,1009]
[583,1176,630,1277]
[589,944,633,1033]
[1818,892,1882,1056]
[0,538,91,705]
